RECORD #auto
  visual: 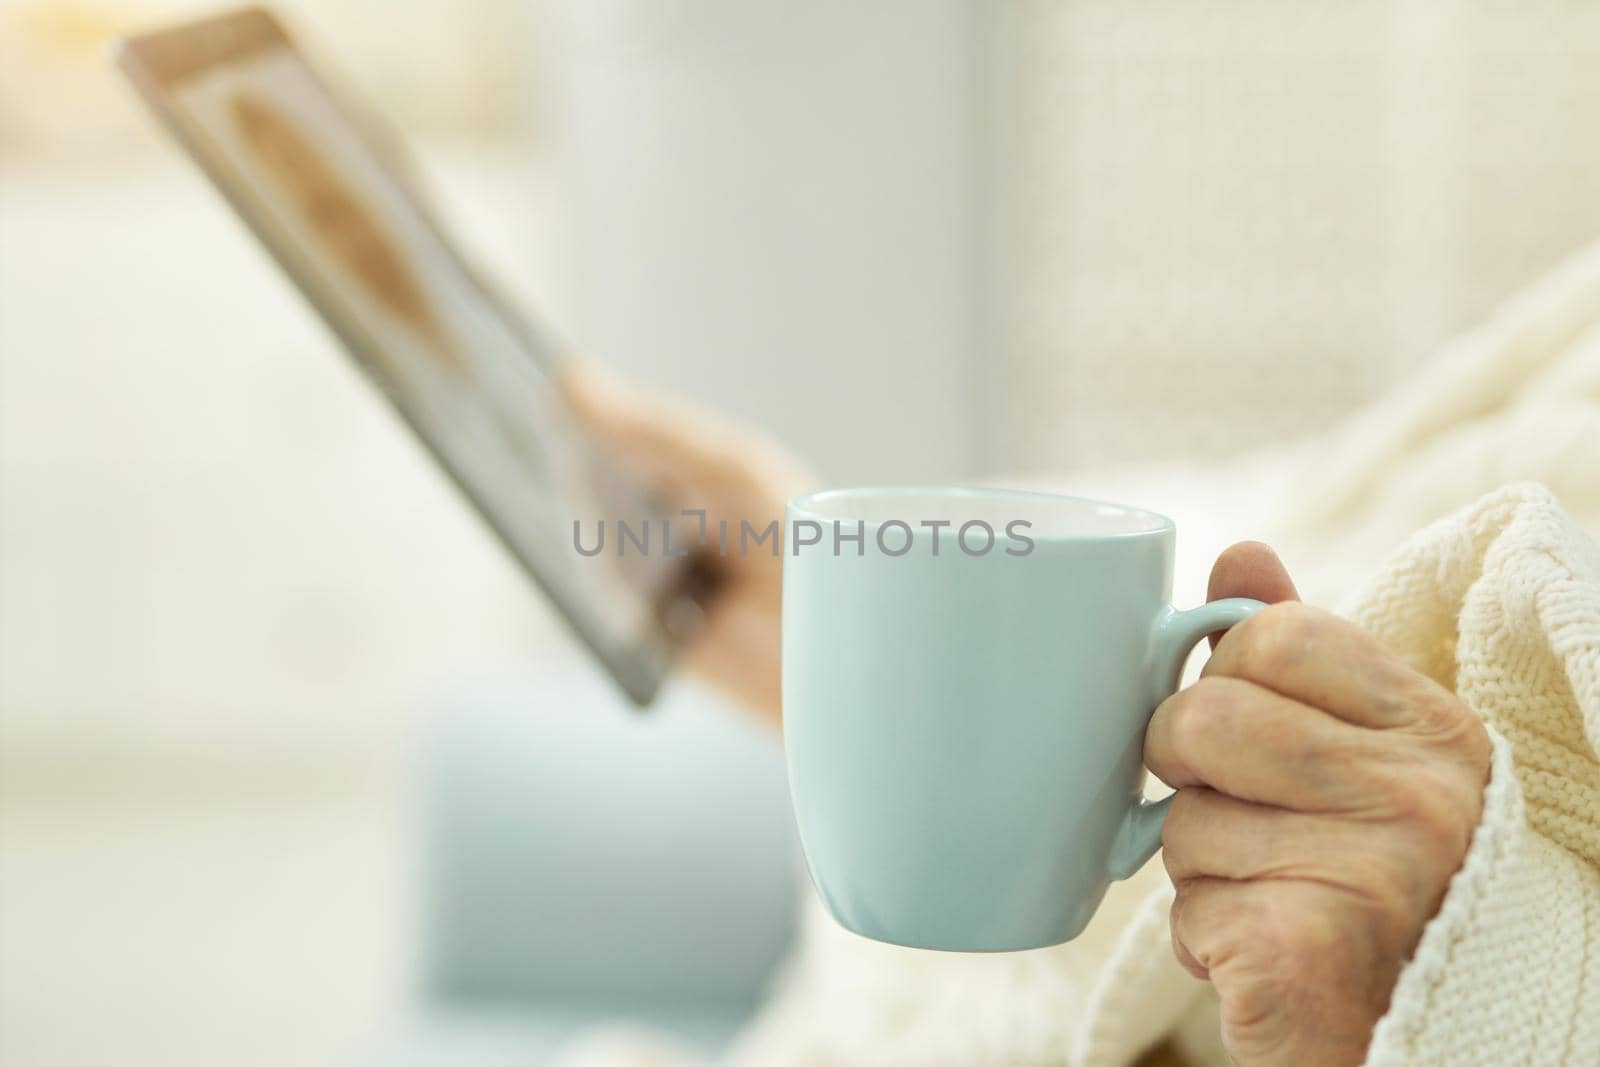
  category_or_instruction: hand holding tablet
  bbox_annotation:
[116,7,711,704]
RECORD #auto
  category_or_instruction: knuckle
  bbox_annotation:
[1399,678,1459,725]
[1416,690,1493,767]
[1383,762,1481,859]
[1437,769,1484,835]
[1170,678,1237,752]
[1365,761,1423,815]
[1172,883,1249,966]
[1233,603,1317,681]
[1381,763,1443,825]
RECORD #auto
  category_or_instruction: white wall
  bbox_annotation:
[525,0,1600,481]
[985,0,1600,473]
[530,0,983,484]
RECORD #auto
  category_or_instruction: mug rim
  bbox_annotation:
[786,485,1175,541]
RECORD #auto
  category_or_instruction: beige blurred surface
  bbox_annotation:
[0,0,531,149]
[0,144,573,770]
[0,140,572,1066]
[0,792,402,1066]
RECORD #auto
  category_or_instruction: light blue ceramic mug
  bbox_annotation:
[782,487,1263,952]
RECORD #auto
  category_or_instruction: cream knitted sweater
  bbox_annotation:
[1351,484,1600,1064]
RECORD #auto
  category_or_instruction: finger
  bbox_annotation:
[1162,787,1377,886]
[1172,878,1385,1062]
[1169,917,1209,982]
[1169,875,1261,982]
[1205,541,1299,649]
[1203,602,1455,730]
[558,363,748,483]
[682,596,784,721]
[1146,676,1382,812]
[560,364,816,508]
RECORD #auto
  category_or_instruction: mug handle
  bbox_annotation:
[1107,597,1266,881]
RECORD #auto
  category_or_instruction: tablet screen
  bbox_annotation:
[118,10,698,703]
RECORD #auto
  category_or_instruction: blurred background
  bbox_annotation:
[2,2,1598,1065]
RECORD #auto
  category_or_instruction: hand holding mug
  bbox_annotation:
[1147,544,1491,1066]
[558,366,1492,1062]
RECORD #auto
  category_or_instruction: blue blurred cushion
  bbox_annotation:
[365,1003,745,1067]
[419,656,799,1022]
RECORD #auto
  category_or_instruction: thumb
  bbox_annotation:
[1206,541,1299,647]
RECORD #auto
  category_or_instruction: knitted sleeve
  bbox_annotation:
[1361,725,1600,1064]
[1351,485,1600,1066]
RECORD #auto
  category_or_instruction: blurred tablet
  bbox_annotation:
[116,7,707,705]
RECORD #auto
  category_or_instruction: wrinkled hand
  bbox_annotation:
[561,364,813,726]
[1146,544,1492,1066]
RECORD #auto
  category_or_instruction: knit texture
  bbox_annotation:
[1352,484,1600,1065]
